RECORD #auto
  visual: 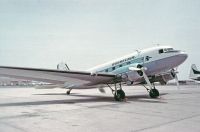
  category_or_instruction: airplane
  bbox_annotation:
[189,64,200,81]
[0,45,188,101]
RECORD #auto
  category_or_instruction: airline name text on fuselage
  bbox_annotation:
[112,56,135,66]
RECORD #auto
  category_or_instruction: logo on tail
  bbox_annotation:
[190,64,200,80]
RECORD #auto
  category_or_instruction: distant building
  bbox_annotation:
[0,77,34,86]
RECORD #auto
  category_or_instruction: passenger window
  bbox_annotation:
[159,49,164,54]
[145,56,150,61]
[127,62,131,65]
[112,67,115,71]
[105,69,108,72]
[119,65,122,67]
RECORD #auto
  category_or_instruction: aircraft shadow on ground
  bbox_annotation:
[0,93,168,107]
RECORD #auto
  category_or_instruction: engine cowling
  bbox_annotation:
[121,64,144,84]
[151,72,175,85]
[136,64,143,76]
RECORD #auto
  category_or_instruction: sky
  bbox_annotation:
[0,0,200,80]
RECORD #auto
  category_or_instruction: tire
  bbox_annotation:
[66,91,70,95]
[149,89,159,98]
[114,90,126,101]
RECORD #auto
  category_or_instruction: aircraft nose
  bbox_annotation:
[178,51,188,64]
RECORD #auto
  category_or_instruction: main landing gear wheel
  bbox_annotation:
[114,89,126,101]
[66,91,70,95]
[149,88,159,98]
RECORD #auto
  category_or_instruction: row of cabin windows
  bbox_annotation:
[102,62,129,73]
[101,57,144,73]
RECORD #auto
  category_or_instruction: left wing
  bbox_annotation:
[0,66,116,88]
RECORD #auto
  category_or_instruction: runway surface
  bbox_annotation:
[0,85,200,132]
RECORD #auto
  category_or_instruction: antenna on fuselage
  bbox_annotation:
[136,50,141,55]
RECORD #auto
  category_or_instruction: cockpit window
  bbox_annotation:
[159,49,164,54]
[159,48,176,54]
[164,48,174,52]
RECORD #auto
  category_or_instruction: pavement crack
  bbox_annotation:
[0,120,27,132]
[133,114,200,132]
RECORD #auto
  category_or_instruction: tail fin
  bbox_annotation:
[189,64,200,79]
[57,62,70,71]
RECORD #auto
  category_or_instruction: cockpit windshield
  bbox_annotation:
[158,48,178,54]
[164,48,174,52]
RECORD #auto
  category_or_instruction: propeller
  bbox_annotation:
[172,68,179,89]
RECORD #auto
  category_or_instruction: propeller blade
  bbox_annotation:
[129,67,147,71]
[175,73,180,89]
[173,68,180,89]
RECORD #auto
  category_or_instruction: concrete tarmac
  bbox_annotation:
[0,85,200,132]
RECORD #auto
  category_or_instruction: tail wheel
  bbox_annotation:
[149,89,159,98]
[114,89,126,101]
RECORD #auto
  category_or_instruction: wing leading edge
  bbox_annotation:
[0,66,116,88]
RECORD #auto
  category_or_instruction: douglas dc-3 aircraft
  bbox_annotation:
[0,46,188,101]
[189,64,200,81]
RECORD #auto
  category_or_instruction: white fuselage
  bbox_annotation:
[88,46,187,83]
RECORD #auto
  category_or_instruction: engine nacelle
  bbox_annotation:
[129,63,144,76]
[151,72,175,85]
[121,63,144,84]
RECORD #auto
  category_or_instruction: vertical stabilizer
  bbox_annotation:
[190,64,200,79]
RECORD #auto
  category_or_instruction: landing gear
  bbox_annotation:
[107,83,126,101]
[114,89,126,101]
[66,89,72,95]
[149,88,159,98]
[139,67,160,98]
[143,84,159,98]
